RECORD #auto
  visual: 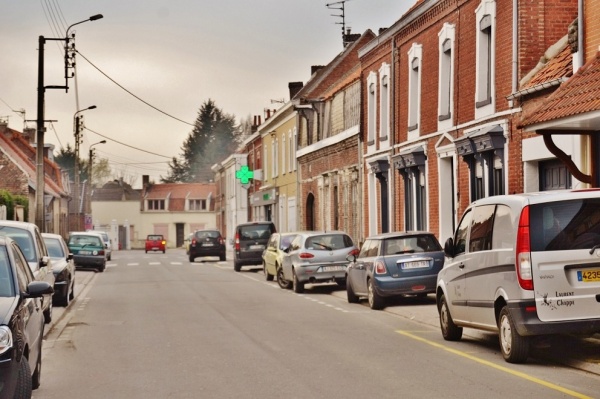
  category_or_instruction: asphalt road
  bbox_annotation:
[36,249,600,399]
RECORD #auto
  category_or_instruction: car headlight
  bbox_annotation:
[0,326,13,355]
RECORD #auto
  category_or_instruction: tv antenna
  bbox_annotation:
[326,1,347,46]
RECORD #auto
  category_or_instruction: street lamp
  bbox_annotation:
[35,14,103,231]
[73,105,96,231]
[88,140,106,227]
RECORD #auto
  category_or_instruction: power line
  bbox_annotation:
[83,126,174,159]
[76,50,196,127]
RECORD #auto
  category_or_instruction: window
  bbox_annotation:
[379,63,391,142]
[367,72,377,146]
[438,23,455,125]
[407,44,422,139]
[453,209,473,256]
[475,0,496,116]
[469,204,495,252]
[148,199,165,210]
[282,134,286,175]
[189,199,206,211]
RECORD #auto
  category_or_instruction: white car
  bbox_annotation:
[437,189,600,363]
[88,230,112,260]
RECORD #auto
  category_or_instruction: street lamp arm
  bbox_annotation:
[66,14,104,38]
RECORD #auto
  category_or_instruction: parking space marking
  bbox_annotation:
[396,330,592,399]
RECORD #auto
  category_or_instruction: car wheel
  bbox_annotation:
[335,278,346,288]
[220,253,226,261]
[69,281,75,301]
[234,261,242,272]
[98,263,106,273]
[145,250,148,253]
[44,300,53,324]
[14,355,32,399]
[292,270,304,293]
[277,266,292,289]
[439,294,463,341]
[346,278,359,303]
[264,262,274,281]
[32,335,43,390]
[499,306,530,363]
[189,255,195,263]
[367,278,384,310]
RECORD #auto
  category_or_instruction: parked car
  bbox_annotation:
[0,220,55,324]
[345,232,444,310]
[437,189,600,363]
[233,222,276,272]
[145,234,166,254]
[279,231,358,293]
[0,236,54,398]
[87,230,112,261]
[67,232,107,272]
[42,233,76,307]
[188,229,226,262]
[262,232,299,286]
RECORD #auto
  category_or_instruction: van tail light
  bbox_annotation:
[234,233,240,251]
[348,248,360,257]
[516,206,534,290]
[375,260,387,275]
[299,252,314,259]
[218,236,224,245]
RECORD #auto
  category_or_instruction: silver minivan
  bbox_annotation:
[436,189,600,363]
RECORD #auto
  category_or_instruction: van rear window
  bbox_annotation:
[529,198,600,251]
[239,225,273,240]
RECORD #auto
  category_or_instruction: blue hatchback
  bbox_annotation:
[345,232,444,310]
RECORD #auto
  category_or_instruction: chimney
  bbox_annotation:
[142,175,150,188]
[343,28,361,47]
[288,81,304,99]
[23,127,36,144]
[311,65,325,75]
[0,118,8,136]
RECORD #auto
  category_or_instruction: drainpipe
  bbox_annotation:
[578,0,584,69]
[389,40,397,231]
[510,0,518,108]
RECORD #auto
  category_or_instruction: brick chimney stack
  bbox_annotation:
[288,82,304,100]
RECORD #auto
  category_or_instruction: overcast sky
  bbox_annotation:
[0,0,413,186]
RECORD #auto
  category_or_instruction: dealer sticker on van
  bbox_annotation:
[577,269,600,282]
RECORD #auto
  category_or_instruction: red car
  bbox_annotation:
[145,235,166,253]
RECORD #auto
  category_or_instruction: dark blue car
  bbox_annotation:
[345,232,444,310]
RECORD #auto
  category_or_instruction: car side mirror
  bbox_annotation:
[67,253,74,261]
[444,237,455,258]
[40,255,50,267]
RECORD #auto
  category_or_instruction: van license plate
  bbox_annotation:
[577,269,600,282]
[249,244,264,250]
[401,260,429,269]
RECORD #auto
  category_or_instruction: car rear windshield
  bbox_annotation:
[530,198,600,251]
[69,235,103,247]
[384,235,442,255]
[195,231,220,239]
[239,225,273,240]
[306,234,353,250]
[148,235,163,241]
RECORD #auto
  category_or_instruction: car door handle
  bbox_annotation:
[458,262,465,269]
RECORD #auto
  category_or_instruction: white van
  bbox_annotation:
[436,189,600,363]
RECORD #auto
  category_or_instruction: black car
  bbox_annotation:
[42,233,76,307]
[188,230,226,262]
[233,221,276,272]
[0,236,53,399]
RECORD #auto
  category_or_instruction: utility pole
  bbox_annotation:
[34,14,103,231]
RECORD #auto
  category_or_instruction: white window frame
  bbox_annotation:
[282,133,287,175]
[379,63,391,147]
[272,139,278,178]
[438,23,455,131]
[367,71,378,147]
[407,43,422,141]
[475,0,496,119]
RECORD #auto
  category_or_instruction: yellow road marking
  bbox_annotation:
[396,330,592,399]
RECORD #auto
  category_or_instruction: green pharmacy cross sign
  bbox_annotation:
[236,165,254,184]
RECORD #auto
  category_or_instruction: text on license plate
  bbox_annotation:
[577,269,600,282]
[79,250,91,255]
[249,244,264,250]
[401,260,429,269]
[321,265,345,272]
[202,243,214,247]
